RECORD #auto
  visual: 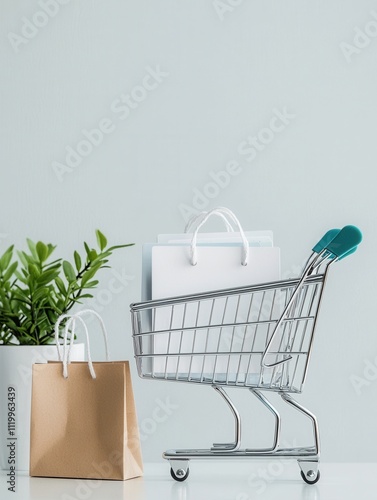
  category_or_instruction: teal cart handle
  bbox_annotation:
[325,225,362,259]
[312,229,340,254]
[337,245,358,261]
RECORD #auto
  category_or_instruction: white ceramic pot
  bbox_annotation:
[0,343,85,472]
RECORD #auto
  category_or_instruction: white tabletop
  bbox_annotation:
[0,462,374,500]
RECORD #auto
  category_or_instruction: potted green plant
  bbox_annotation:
[0,230,132,471]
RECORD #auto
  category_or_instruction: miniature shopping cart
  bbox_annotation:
[130,226,361,484]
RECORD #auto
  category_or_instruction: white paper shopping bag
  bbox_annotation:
[142,208,274,302]
[150,208,281,378]
[152,246,280,298]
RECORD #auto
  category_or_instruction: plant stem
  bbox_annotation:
[64,260,92,312]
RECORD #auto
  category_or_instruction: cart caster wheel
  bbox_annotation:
[300,469,320,485]
[170,467,190,482]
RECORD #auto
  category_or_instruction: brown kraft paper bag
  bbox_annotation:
[29,310,143,480]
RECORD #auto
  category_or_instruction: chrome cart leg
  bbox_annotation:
[211,385,241,452]
[246,389,281,452]
[169,459,190,482]
[280,392,320,484]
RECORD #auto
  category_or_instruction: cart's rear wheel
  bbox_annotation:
[300,469,320,485]
[170,467,189,482]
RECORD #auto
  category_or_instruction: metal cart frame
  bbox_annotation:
[130,226,361,484]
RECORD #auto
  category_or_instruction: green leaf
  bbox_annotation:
[55,277,66,295]
[95,229,107,251]
[84,280,99,288]
[4,319,19,331]
[46,244,56,258]
[74,251,82,272]
[92,251,112,261]
[32,287,49,302]
[14,271,27,285]
[88,249,98,261]
[81,267,98,286]
[56,298,65,311]
[0,245,14,271]
[36,242,48,263]
[63,261,76,283]
[75,293,93,299]
[12,289,31,304]
[26,239,38,260]
[47,295,62,314]
[43,258,61,268]
[28,263,40,278]
[17,251,29,268]
[15,269,29,283]
[43,263,61,273]
[36,270,59,286]
[3,261,18,282]
[107,243,134,251]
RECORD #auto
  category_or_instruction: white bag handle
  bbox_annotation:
[54,309,110,379]
[185,210,234,234]
[190,207,249,266]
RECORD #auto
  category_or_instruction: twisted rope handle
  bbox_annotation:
[189,207,249,266]
[185,210,234,234]
[54,309,110,379]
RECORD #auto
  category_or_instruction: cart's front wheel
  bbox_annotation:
[300,469,320,485]
[170,467,190,482]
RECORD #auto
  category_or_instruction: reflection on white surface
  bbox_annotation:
[301,484,320,500]
[0,463,375,500]
[169,482,189,500]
